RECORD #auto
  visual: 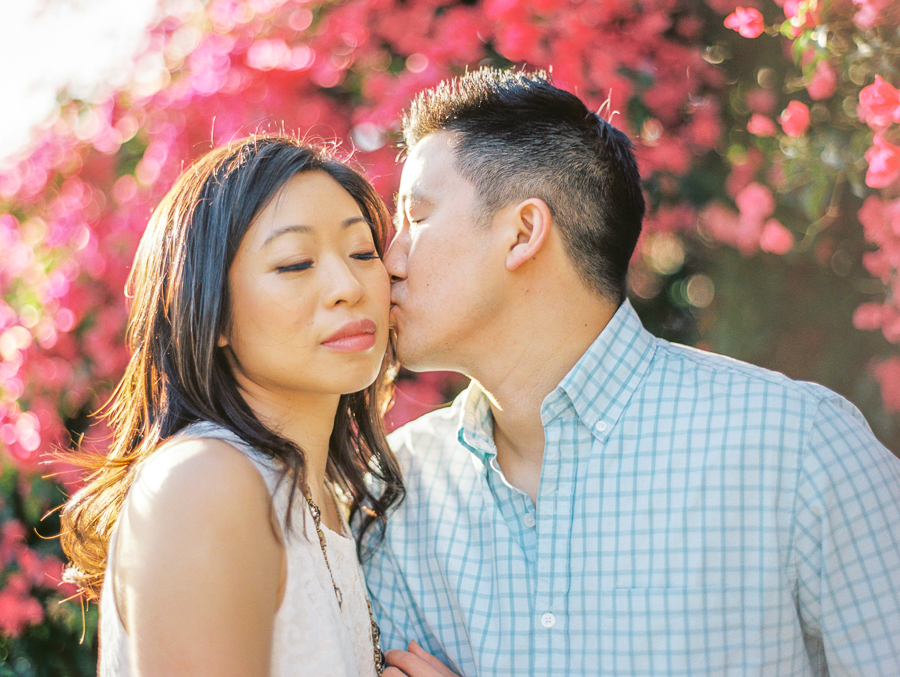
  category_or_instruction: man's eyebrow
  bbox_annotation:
[262,216,369,247]
[397,191,432,213]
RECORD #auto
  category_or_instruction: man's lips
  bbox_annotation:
[321,319,377,352]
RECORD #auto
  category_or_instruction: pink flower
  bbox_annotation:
[807,61,837,101]
[858,195,889,243]
[779,101,811,137]
[699,203,741,248]
[863,250,892,280]
[859,76,900,130]
[854,303,885,331]
[0,520,26,566]
[734,182,775,254]
[735,182,775,225]
[384,371,467,432]
[883,307,900,343]
[725,147,765,198]
[873,357,900,412]
[747,113,777,137]
[865,134,900,189]
[759,219,794,254]
[699,200,766,256]
[495,20,545,63]
[852,0,896,29]
[746,88,777,114]
[0,574,44,636]
[688,103,722,149]
[724,7,765,38]
[784,0,820,31]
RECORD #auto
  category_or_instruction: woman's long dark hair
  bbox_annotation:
[60,135,404,600]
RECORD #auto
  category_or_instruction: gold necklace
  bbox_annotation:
[305,494,385,676]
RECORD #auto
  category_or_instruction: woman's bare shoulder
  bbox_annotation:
[114,439,286,676]
[129,435,272,516]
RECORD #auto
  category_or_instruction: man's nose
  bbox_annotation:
[383,228,409,282]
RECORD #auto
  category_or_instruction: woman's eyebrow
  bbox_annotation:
[262,217,369,248]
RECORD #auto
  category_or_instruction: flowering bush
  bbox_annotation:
[717,0,900,415]
[0,462,97,673]
[1,0,898,667]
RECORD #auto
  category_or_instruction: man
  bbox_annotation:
[364,67,900,676]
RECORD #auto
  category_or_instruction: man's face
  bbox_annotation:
[385,132,502,373]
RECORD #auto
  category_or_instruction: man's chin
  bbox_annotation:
[393,340,433,374]
[394,347,422,372]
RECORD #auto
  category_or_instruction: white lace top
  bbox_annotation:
[98,421,378,677]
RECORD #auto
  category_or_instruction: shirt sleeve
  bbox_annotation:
[792,395,900,676]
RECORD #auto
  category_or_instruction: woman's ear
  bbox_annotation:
[217,333,229,348]
[506,198,552,271]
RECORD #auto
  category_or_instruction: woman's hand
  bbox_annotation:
[383,640,462,677]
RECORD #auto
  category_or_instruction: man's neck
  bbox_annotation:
[474,300,619,504]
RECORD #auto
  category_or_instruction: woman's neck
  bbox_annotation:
[237,383,341,499]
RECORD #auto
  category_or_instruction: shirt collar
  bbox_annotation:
[456,299,657,461]
[542,299,656,439]
[457,380,497,464]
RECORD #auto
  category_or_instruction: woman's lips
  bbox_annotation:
[322,319,378,352]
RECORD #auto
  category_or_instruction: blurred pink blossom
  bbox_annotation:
[725,147,764,198]
[863,249,893,280]
[495,21,545,63]
[699,199,767,256]
[636,136,691,175]
[858,76,900,130]
[783,0,820,33]
[852,0,896,29]
[854,196,900,343]
[687,100,722,149]
[807,61,837,100]
[0,521,26,566]
[708,0,757,13]
[0,574,44,636]
[747,113,777,137]
[759,219,795,254]
[853,303,885,331]
[384,371,467,432]
[865,134,900,189]
[644,205,696,234]
[873,357,900,412]
[746,88,777,114]
[724,7,765,38]
[779,101,811,137]
[881,307,900,343]
[735,182,775,225]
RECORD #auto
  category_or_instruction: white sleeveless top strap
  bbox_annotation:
[98,421,377,677]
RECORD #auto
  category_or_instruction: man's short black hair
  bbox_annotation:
[403,67,645,303]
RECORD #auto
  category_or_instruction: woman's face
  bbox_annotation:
[220,170,390,408]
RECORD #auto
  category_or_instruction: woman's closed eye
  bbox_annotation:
[352,250,381,261]
[276,260,313,273]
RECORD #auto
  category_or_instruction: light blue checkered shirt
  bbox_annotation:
[363,300,900,676]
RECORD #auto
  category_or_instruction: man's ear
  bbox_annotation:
[506,198,552,271]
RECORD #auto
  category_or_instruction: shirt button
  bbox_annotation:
[595,420,608,432]
[523,513,536,528]
[541,613,556,628]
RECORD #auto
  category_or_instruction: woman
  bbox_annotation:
[60,135,404,676]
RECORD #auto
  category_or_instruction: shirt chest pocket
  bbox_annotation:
[587,586,752,675]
